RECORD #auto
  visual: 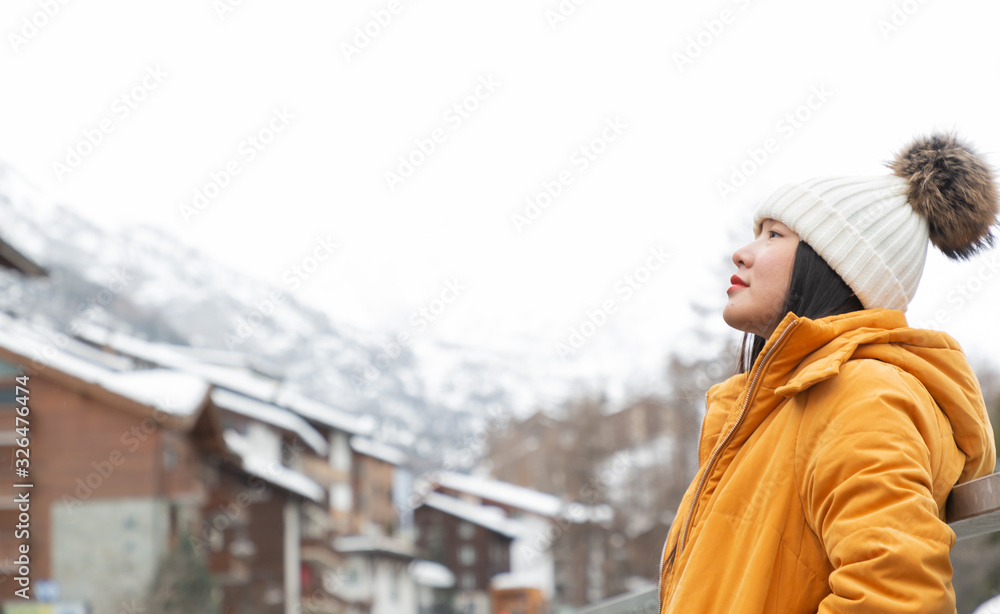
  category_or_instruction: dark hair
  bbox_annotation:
[736,240,864,373]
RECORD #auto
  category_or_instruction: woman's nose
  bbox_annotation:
[732,242,753,268]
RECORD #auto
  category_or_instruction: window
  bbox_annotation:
[330,433,351,472]
[0,440,14,473]
[427,526,444,564]
[489,542,504,567]
[462,571,477,590]
[630,405,646,442]
[331,483,352,512]
[459,544,476,566]
[162,444,177,470]
[458,521,475,540]
[0,508,19,562]
[0,385,18,407]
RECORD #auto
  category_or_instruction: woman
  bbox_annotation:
[658,133,998,613]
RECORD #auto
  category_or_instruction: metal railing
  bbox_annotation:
[576,587,658,614]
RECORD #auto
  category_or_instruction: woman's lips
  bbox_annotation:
[727,274,748,294]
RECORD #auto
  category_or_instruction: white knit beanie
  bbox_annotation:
[752,133,999,312]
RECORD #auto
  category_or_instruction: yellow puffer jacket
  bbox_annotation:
[658,308,996,613]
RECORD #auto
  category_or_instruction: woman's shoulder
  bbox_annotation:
[801,358,932,417]
[795,357,949,453]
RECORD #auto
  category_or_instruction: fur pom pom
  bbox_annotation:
[887,132,999,260]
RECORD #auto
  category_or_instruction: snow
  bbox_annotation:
[211,388,328,455]
[490,570,548,592]
[75,322,283,400]
[0,312,208,416]
[350,435,406,466]
[973,594,1000,614]
[164,343,286,379]
[424,471,613,526]
[99,369,209,417]
[276,388,376,436]
[76,320,375,436]
[408,560,455,588]
[333,535,416,558]
[223,429,325,503]
[431,471,563,518]
[420,492,526,539]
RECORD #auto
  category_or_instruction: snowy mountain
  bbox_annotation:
[2,159,997,468]
[0,162,607,466]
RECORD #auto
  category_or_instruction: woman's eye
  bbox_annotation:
[768,230,781,238]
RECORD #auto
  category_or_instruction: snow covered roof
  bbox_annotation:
[425,471,614,525]
[75,321,374,436]
[0,312,209,419]
[431,471,563,518]
[0,236,46,277]
[211,388,328,455]
[490,570,548,592]
[562,501,615,524]
[350,436,406,466]
[409,560,454,588]
[223,429,325,503]
[333,535,415,559]
[159,344,286,379]
[75,321,282,399]
[275,388,375,436]
[420,492,526,539]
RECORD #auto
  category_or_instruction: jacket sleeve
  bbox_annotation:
[798,363,958,614]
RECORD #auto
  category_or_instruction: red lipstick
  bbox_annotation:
[727,274,748,294]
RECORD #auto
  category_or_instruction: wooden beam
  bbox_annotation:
[946,472,1000,541]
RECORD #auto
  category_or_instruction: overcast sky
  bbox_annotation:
[2,0,1000,382]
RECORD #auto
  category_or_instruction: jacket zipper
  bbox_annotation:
[658,319,799,608]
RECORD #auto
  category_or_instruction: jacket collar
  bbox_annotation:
[708,309,909,424]
[708,308,994,482]
[769,308,909,397]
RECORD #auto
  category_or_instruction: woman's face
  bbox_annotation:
[723,218,800,339]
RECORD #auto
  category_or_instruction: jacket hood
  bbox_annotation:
[710,308,995,483]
